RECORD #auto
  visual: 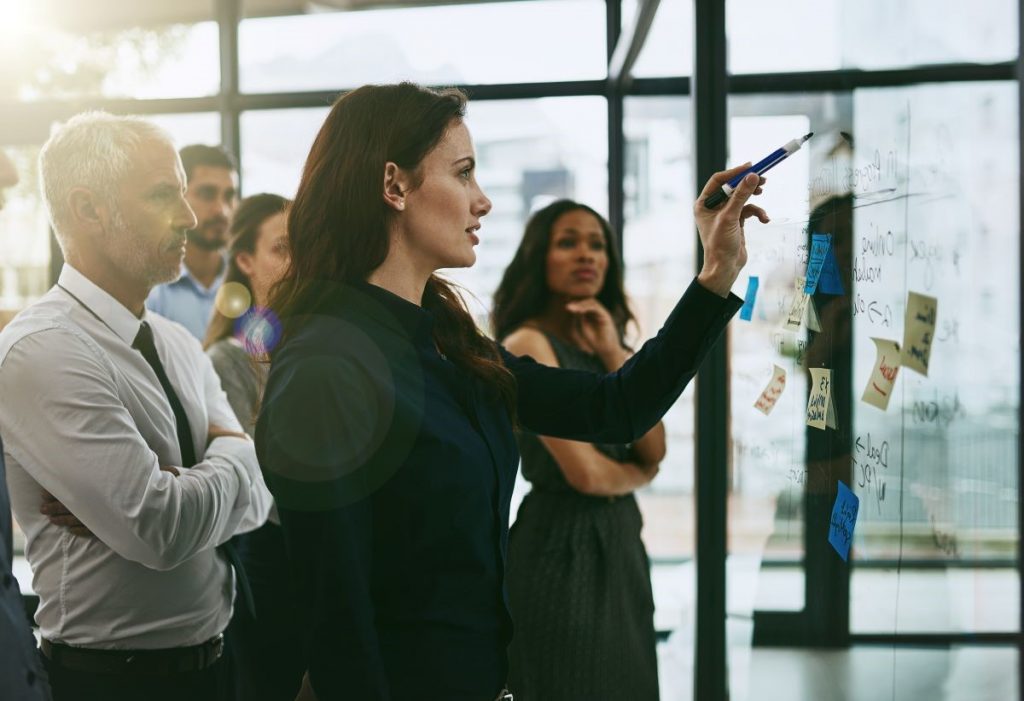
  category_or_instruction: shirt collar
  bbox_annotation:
[176,257,227,296]
[58,264,147,346]
[350,280,436,345]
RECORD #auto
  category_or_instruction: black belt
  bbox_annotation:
[40,634,224,675]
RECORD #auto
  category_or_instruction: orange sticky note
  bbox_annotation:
[862,338,901,411]
[754,364,787,416]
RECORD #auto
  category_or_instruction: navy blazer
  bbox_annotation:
[256,278,741,700]
[0,435,50,700]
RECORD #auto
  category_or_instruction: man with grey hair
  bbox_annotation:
[0,112,272,701]
[0,149,51,700]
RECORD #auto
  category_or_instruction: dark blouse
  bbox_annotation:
[255,278,741,700]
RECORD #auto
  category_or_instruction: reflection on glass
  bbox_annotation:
[238,0,606,94]
[727,0,1017,74]
[1,21,218,101]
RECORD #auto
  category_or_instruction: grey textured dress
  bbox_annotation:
[207,338,266,437]
[506,332,659,701]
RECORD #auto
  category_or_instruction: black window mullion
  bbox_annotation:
[692,1,730,699]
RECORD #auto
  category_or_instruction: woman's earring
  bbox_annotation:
[397,200,405,210]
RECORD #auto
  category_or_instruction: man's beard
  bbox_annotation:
[107,207,183,289]
[186,220,229,252]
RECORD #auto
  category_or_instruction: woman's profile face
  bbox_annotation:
[544,208,609,299]
[399,121,493,271]
[237,211,289,306]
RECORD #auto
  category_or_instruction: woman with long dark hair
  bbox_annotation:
[493,200,665,699]
[256,82,766,701]
[205,192,290,419]
[204,193,305,701]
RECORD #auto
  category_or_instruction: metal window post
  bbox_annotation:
[692,1,729,699]
[217,0,242,182]
[607,0,625,247]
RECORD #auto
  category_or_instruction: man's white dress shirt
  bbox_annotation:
[0,264,272,649]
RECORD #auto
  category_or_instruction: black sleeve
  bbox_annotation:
[504,277,742,443]
[256,351,392,700]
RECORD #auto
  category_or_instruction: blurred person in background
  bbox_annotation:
[0,113,272,701]
[0,148,51,700]
[492,200,665,700]
[204,193,304,701]
[148,144,239,340]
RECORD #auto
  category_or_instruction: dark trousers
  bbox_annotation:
[229,521,306,701]
[42,648,233,701]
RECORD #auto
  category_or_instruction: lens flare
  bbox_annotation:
[235,306,283,355]
[215,282,252,319]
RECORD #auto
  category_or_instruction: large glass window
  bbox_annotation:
[240,108,330,198]
[846,81,1019,635]
[1,17,218,102]
[622,95,696,697]
[726,94,847,626]
[726,80,1019,700]
[238,0,607,94]
[727,0,1017,74]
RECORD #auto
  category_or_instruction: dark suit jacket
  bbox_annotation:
[0,435,50,700]
[256,279,741,700]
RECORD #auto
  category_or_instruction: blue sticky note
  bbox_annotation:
[804,234,832,294]
[739,276,759,321]
[828,480,859,561]
[818,252,844,295]
[814,231,844,295]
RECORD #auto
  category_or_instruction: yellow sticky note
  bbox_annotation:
[901,291,937,376]
[862,338,901,411]
[754,364,787,415]
[807,367,837,430]
[785,277,810,331]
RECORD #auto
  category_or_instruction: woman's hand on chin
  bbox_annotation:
[566,297,627,368]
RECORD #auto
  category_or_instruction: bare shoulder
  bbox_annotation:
[502,325,560,368]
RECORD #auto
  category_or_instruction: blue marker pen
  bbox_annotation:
[704,132,813,209]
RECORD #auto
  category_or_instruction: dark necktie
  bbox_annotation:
[133,321,256,619]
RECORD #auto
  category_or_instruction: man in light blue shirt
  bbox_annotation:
[147,145,238,340]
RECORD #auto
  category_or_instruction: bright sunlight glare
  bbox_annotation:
[0,0,39,40]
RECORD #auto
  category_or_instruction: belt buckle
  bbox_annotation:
[202,634,225,669]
